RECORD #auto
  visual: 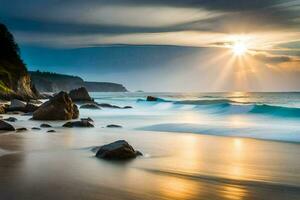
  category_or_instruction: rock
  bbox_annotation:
[95,140,142,160]
[73,104,79,118]
[9,99,26,109]
[16,127,27,132]
[80,103,100,109]
[40,93,53,99]
[146,96,158,101]
[22,113,33,116]
[106,124,122,128]
[6,111,24,115]
[81,117,94,122]
[32,127,41,130]
[24,103,39,112]
[7,101,39,113]
[0,105,6,114]
[7,99,27,112]
[29,99,43,104]
[123,106,133,109]
[47,130,56,133]
[32,91,79,120]
[69,87,92,102]
[97,103,121,109]
[40,123,52,128]
[4,117,17,122]
[0,120,15,131]
[63,119,94,128]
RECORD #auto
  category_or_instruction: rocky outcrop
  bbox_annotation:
[0,23,39,100]
[32,92,79,120]
[62,119,94,128]
[95,140,142,160]
[0,120,15,131]
[69,87,92,102]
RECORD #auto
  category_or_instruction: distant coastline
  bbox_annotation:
[29,71,128,93]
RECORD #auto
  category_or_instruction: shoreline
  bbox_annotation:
[0,127,300,200]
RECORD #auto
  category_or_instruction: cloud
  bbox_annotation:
[251,52,300,64]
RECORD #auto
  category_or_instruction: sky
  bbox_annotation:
[1,0,300,92]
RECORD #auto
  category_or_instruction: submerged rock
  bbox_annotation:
[69,87,92,102]
[146,96,158,101]
[80,103,100,109]
[97,103,121,109]
[0,120,15,131]
[63,119,94,128]
[4,117,17,122]
[47,130,56,133]
[32,91,79,120]
[106,124,122,128]
[95,140,142,160]
[16,127,27,132]
[32,127,41,130]
[123,106,133,109]
[40,123,52,128]
[81,117,94,122]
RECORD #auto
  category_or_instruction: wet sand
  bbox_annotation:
[0,122,300,200]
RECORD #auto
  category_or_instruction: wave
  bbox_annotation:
[137,97,300,118]
[141,123,300,143]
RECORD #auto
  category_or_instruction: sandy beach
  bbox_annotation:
[0,118,300,200]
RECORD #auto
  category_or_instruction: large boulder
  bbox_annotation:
[95,140,142,160]
[63,119,94,128]
[69,87,92,102]
[0,120,15,131]
[32,91,79,120]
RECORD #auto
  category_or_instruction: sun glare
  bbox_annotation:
[232,41,248,56]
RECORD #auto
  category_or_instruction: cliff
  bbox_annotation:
[30,71,128,92]
[0,23,39,100]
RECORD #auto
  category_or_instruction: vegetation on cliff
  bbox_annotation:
[0,23,38,99]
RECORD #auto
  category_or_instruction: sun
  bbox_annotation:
[232,41,248,56]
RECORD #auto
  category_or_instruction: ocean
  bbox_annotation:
[1,92,300,199]
[90,92,300,143]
